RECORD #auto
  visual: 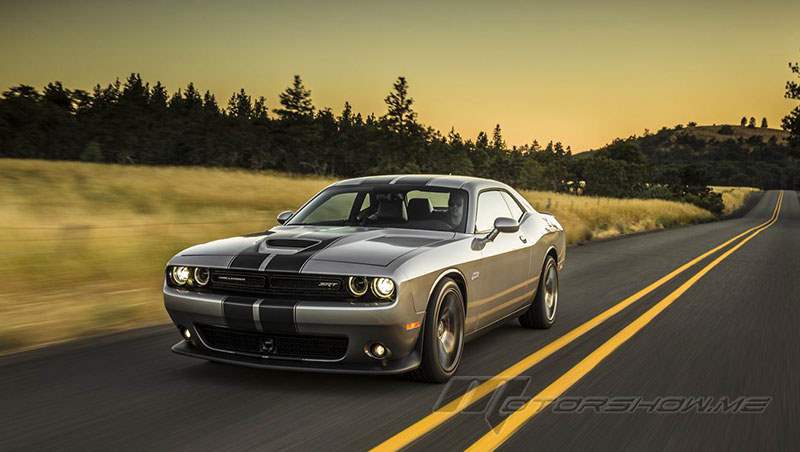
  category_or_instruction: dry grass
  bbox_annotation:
[0,159,332,353]
[0,159,724,353]
[520,191,715,244]
[711,186,760,215]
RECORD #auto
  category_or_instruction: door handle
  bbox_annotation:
[519,235,527,243]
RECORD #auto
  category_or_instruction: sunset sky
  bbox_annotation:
[1,0,798,150]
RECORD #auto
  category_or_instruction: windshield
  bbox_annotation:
[287,186,469,233]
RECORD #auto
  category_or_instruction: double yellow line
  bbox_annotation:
[373,191,783,452]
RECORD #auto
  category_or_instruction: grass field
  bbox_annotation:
[0,159,731,353]
[711,186,761,215]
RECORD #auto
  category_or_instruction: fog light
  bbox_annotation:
[182,328,192,340]
[371,343,386,358]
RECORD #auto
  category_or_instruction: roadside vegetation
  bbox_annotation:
[521,191,714,244]
[0,159,737,354]
[711,186,761,216]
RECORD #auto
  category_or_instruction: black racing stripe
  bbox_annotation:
[265,236,341,272]
[229,254,268,270]
[228,238,269,269]
[258,299,296,333]
[222,296,259,331]
[393,175,434,186]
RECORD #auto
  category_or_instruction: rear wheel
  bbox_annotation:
[519,255,558,329]
[411,278,465,383]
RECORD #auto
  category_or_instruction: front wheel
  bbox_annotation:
[519,255,558,329]
[410,278,465,383]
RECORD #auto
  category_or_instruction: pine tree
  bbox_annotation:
[382,76,417,132]
[183,83,203,111]
[43,82,73,111]
[274,75,314,120]
[95,79,122,107]
[448,127,463,146]
[491,124,506,150]
[202,90,219,115]
[168,89,183,110]
[782,57,800,147]
[120,73,149,108]
[227,89,252,119]
[475,131,489,149]
[253,96,269,121]
[150,82,168,110]
[338,102,354,128]
[3,84,40,100]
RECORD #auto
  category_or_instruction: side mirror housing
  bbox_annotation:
[494,217,520,234]
[472,217,520,250]
[276,210,294,225]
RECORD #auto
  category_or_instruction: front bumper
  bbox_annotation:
[164,285,424,374]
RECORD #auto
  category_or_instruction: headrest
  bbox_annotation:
[376,198,407,222]
[407,198,433,220]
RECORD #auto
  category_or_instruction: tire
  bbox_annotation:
[519,255,559,329]
[409,278,465,383]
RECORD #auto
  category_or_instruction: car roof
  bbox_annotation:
[330,174,507,191]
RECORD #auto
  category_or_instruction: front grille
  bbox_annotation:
[197,325,348,361]
[211,271,266,290]
[269,275,342,292]
[209,269,346,299]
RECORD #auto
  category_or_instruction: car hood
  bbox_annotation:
[178,225,457,268]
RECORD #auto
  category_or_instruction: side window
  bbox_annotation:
[301,192,358,224]
[500,191,524,221]
[357,192,371,212]
[475,191,513,233]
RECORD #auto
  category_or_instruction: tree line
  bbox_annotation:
[2,62,800,215]
[738,117,768,128]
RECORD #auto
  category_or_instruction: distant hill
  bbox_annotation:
[582,124,789,157]
[674,124,789,143]
[581,123,798,191]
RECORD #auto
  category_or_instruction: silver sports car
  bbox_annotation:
[164,175,565,382]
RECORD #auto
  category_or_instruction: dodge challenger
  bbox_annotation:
[164,175,565,382]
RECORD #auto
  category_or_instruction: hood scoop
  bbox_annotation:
[265,239,318,249]
[259,238,321,255]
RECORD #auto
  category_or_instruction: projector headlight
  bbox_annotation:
[348,276,369,297]
[371,277,395,299]
[194,267,210,286]
[171,266,191,286]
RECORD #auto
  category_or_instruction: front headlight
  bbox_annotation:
[171,266,191,285]
[371,277,395,299]
[348,276,369,297]
[194,267,210,286]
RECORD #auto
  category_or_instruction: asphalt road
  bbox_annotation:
[1,190,797,451]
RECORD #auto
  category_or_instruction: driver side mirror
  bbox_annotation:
[493,217,520,234]
[472,217,520,250]
[276,210,293,225]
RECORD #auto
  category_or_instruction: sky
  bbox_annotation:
[1,0,798,151]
